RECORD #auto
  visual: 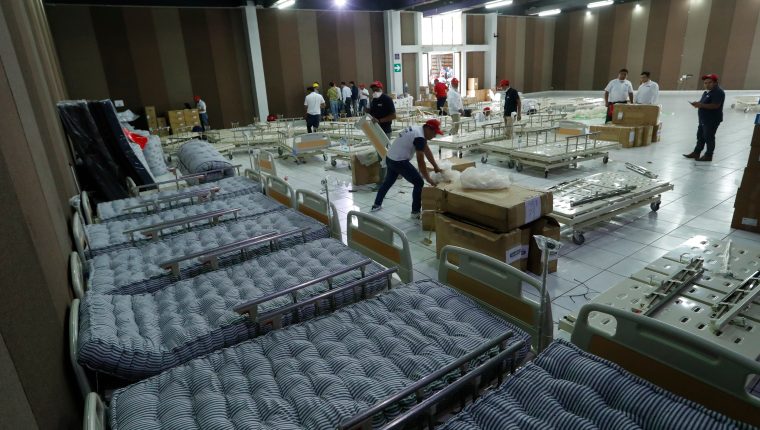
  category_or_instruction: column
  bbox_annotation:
[484,13,497,88]
[243,5,269,122]
[384,10,403,96]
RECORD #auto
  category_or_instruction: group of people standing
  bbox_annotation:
[323,81,369,120]
[303,80,394,135]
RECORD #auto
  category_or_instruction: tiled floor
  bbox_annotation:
[232,90,760,334]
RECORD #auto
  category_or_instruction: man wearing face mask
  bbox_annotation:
[367,81,396,139]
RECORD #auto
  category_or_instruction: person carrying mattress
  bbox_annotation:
[371,119,443,219]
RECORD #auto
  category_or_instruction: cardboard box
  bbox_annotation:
[421,187,439,231]
[435,213,528,270]
[350,154,381,186]
[591,125,636,148]
[751,124,760,147]
[527,217,560,275]
[642,125,653,146]
[426,157,476,173]
[430,183,552,233]
[157,117,167,128]
[652,122,663,142]
[633,126,644,147]
[732,187,760,233]
[612,104,660,126]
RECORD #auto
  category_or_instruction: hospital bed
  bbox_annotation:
[243,150,277,186]
[82,246,535,430]
[81,191,289,255]
[478,126,558,165]
[277,132,332,164]
[505,132,617,178]
[549,169,674,245]
[176,139,237,181]
[324,140,374,168]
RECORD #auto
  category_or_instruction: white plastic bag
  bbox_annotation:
[429,160,462,184]
[460,167,511,190]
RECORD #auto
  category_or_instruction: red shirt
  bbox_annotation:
[434,82,448,98]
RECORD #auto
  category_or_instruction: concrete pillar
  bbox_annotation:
[243,6,269,122]
[484,13,498,89]
[384,10,403,95]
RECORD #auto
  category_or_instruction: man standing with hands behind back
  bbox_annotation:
[502,79,521,140]
[604,68,634,123]
[683,74,725,162]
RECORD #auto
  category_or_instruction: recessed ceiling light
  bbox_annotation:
[273,0,295,8]
[537,8,561,16]
[335,0,346,7]
[588,0,614,8]
[485,0,513,9]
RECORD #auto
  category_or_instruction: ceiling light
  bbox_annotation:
[588,0,613,8]
[586,10,592,16]
[440,9,462,15]
[274,0,295,8]
[635,3,642,9]
[537,9,561,16]
[485,0,513,9]
[334,0,346,6]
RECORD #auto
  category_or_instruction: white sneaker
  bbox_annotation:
[410,212,421,220]
[371,205,382,212]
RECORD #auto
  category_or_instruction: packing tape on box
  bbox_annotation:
[525,196,542,224]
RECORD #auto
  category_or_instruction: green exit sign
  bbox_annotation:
[393,63,402,73]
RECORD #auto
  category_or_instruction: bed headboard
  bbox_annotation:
[71,214,89,261]
[257,151,277,177]
[439,245,552,353]
[295,189,341,239]
[346,210,413,283]
[573,303,760,427]
[265,175,295,208]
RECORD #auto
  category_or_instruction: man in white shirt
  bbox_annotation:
[304,86,325,133]
[604,68,634,122]
[371,119,443,219]
[634,71,659,105]
[340,82,353,117]
[194,95,209,131]
[447,78,464,135]
[358,83,369,114]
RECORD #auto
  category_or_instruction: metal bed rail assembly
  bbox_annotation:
[478,125,559,166]
[339,331,524,430]
[264,174,295,208]
[507,132,616,178]
[122,207,241,242]
[128,164,241,195]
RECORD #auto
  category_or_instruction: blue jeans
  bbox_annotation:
[374,158,424,213]
[200,112,209,131]
[359,99,367,114]
[693,122,719,156]
[330,100,340,119]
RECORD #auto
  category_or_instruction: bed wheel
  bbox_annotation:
[228,154,233,160]
[458,151,463,158]
[507,160,515,169]
[650,201,661,212]
[544,170,549,178]
[348,163,352,170]
[331,159,337,167]
[516,163,523,172]
[481,156,488,164]
[277,147,283,156]
[603,155,609,164]
[572,231,585,245]
[323,154,327,161]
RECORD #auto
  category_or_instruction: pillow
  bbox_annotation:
[143,135,169,176]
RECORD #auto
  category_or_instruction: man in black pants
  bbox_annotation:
[604,68,634,123]
[303,86,325,133]
[683,74,725,162]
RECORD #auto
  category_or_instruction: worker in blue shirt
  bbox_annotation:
[683,73,725,162]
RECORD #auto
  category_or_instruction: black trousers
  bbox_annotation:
[436,97,447,115]
[306,114,320,133]
[692,122,720,156]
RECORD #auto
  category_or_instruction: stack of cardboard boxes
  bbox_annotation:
[731,121,760,233]
[590,104,662,148]
[166,109,201,134]
[424,181,559,275]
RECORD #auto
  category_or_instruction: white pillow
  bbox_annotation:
[143,135,169,176]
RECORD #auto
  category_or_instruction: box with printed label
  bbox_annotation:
[432,183,552,233]
[527,217,560,275]
[612,104,660,126]
[590,125,636,148]
[652,122,663,142]
[435,213,528,270]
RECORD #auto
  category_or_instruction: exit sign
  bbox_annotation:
[393,63,402,73]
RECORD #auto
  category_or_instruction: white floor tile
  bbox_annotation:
[607,257,651,278]
[563,245,626,270]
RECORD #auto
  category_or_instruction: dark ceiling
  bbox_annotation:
[44,0,636,16]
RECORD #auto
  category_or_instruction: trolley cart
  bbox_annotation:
[323,139,372,168]
[548,170,674,245]
[479,125,559,165]
[506,132,617,178]
[731,95,760,113]
[276,132,331,164]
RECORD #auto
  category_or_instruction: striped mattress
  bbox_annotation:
[85,209,330,295]
[97,176,260,221]
[108,280,531,429]
[86,192,285,255]
[440,340,753,430]
[77,238,389,381]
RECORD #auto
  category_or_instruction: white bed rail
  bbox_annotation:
[70,252,85,299]
[295,189,341,239]
[265,175,294,208]
[346,210,413,283]
[68,299,91,398]
[71,213,89,261]
[83,392,106,430]
[573,303,760,427]
[439,245,552,353]
[80,191,94,225]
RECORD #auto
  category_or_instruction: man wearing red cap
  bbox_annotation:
[368,81,396,138]
[194,95,209,131]
[434,79,448,115]
[371,120,443,219]
[683,74,725,162]
[447,78,464,135]
[502,79,521,139]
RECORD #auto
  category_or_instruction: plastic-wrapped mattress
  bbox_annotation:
[85,209,330,294]
[177,139,235,182]
[107,280,531,428]
[96,176,261,221]
[86,193,285,255]
[440,340,750,430]
[78,239,389,380]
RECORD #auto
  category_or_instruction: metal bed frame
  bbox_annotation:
[504,132,617,178]
[731,95,760,113]
[276,132,331,164]
[548,169,674,245]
